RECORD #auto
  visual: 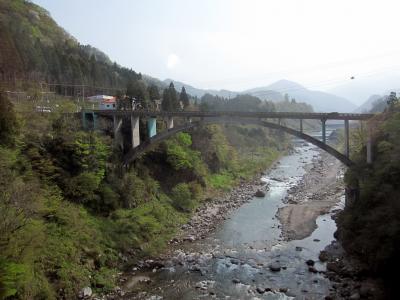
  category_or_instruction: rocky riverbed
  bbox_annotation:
[98,142,378,300]
[277,150,344,241]
[169,177,270,246]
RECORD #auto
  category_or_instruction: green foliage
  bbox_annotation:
[171,183,193,212]
[179,86,190,109]
[165,132,206,175]
[162,82,180,111]
[0,259,27,299]
[0,92,19,146]
[338,110,400,293]
[207,172,235,191]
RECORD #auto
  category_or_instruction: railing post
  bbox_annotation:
[344,119,350,157]
[131,115,140,148]
[321,119,326,144]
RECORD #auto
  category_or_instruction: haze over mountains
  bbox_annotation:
[164,78,357,112]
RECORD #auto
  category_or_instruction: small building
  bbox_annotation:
[87,95,115,102]
[100,97,116,110]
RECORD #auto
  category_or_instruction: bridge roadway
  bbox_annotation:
[92,110,373,121]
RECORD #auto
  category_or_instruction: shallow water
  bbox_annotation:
[126,142,343,300]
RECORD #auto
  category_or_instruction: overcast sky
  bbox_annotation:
[33,0,400,103]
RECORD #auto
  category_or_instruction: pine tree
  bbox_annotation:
[179,86,190,109]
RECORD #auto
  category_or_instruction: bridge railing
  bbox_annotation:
[88,109,374,120]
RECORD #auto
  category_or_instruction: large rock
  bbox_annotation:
[81,287,92,298]
[305,259,315,266]
[255,190,266,197]
[319,250,329,262]
[269,262,281,272]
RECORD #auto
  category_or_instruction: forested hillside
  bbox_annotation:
[338,97,400,297]
[0,0,141,94]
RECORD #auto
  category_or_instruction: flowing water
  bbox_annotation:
[125,140,344,300]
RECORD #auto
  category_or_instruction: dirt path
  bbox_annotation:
[277,150,344,240]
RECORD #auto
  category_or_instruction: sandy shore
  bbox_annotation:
[277,150,344,240]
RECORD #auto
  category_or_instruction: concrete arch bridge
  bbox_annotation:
[82,110,375,167]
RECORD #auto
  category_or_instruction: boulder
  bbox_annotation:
[305,259,315,266]
[269,262,281,272]
[81,287,92,298]
[319,250,329,262]
[232,278,241,284]
[255,190,266,197]
[256,287,265,294]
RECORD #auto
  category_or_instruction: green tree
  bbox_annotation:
[0,92,19,146]
[148,84,160,101]
[179,86,190,109]
[171,183,193,212]
[126,80,149,108]
[162,82,179,111]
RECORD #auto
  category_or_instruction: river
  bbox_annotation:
[120,139,344,300]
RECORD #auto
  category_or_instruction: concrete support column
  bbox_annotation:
[167,117,174,129]
[131,115,140,148]
[147,117,157,138]
[92,113,97,130]
[367,124,373,164]
[113,115,123,135]
[321,119,326,144]
[344,119,350,158]
[300,119,303,133]
[113,115,123,150]
[82,111,87,130]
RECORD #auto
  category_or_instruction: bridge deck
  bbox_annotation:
[89,110,374,120]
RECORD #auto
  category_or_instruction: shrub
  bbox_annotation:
[171,183,193,212]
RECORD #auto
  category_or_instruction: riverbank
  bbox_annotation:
[169,177,269,245]
[277,149,344,240]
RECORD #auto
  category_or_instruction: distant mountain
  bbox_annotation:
[328,72,400,105]
[161,79,356,112]
[256,80,357,112]
[355,95,382,112]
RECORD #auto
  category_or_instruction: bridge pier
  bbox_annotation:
[344,119,350,157]
[167,117,174,129]
[321,119,326,144]
[82,111,97,130]
[300,119,303,133]
[131,115,140,148]
[147,117,157,138]
[113,115,123,150]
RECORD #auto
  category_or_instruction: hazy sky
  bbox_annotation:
[33,0,400,103]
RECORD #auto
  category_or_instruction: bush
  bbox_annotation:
[171,183,193,212]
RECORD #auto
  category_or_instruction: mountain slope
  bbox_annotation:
[0,0,140,93]
[248,80,357,112]
[355,94,382,112]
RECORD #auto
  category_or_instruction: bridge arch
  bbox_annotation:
[123,118,354,167]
